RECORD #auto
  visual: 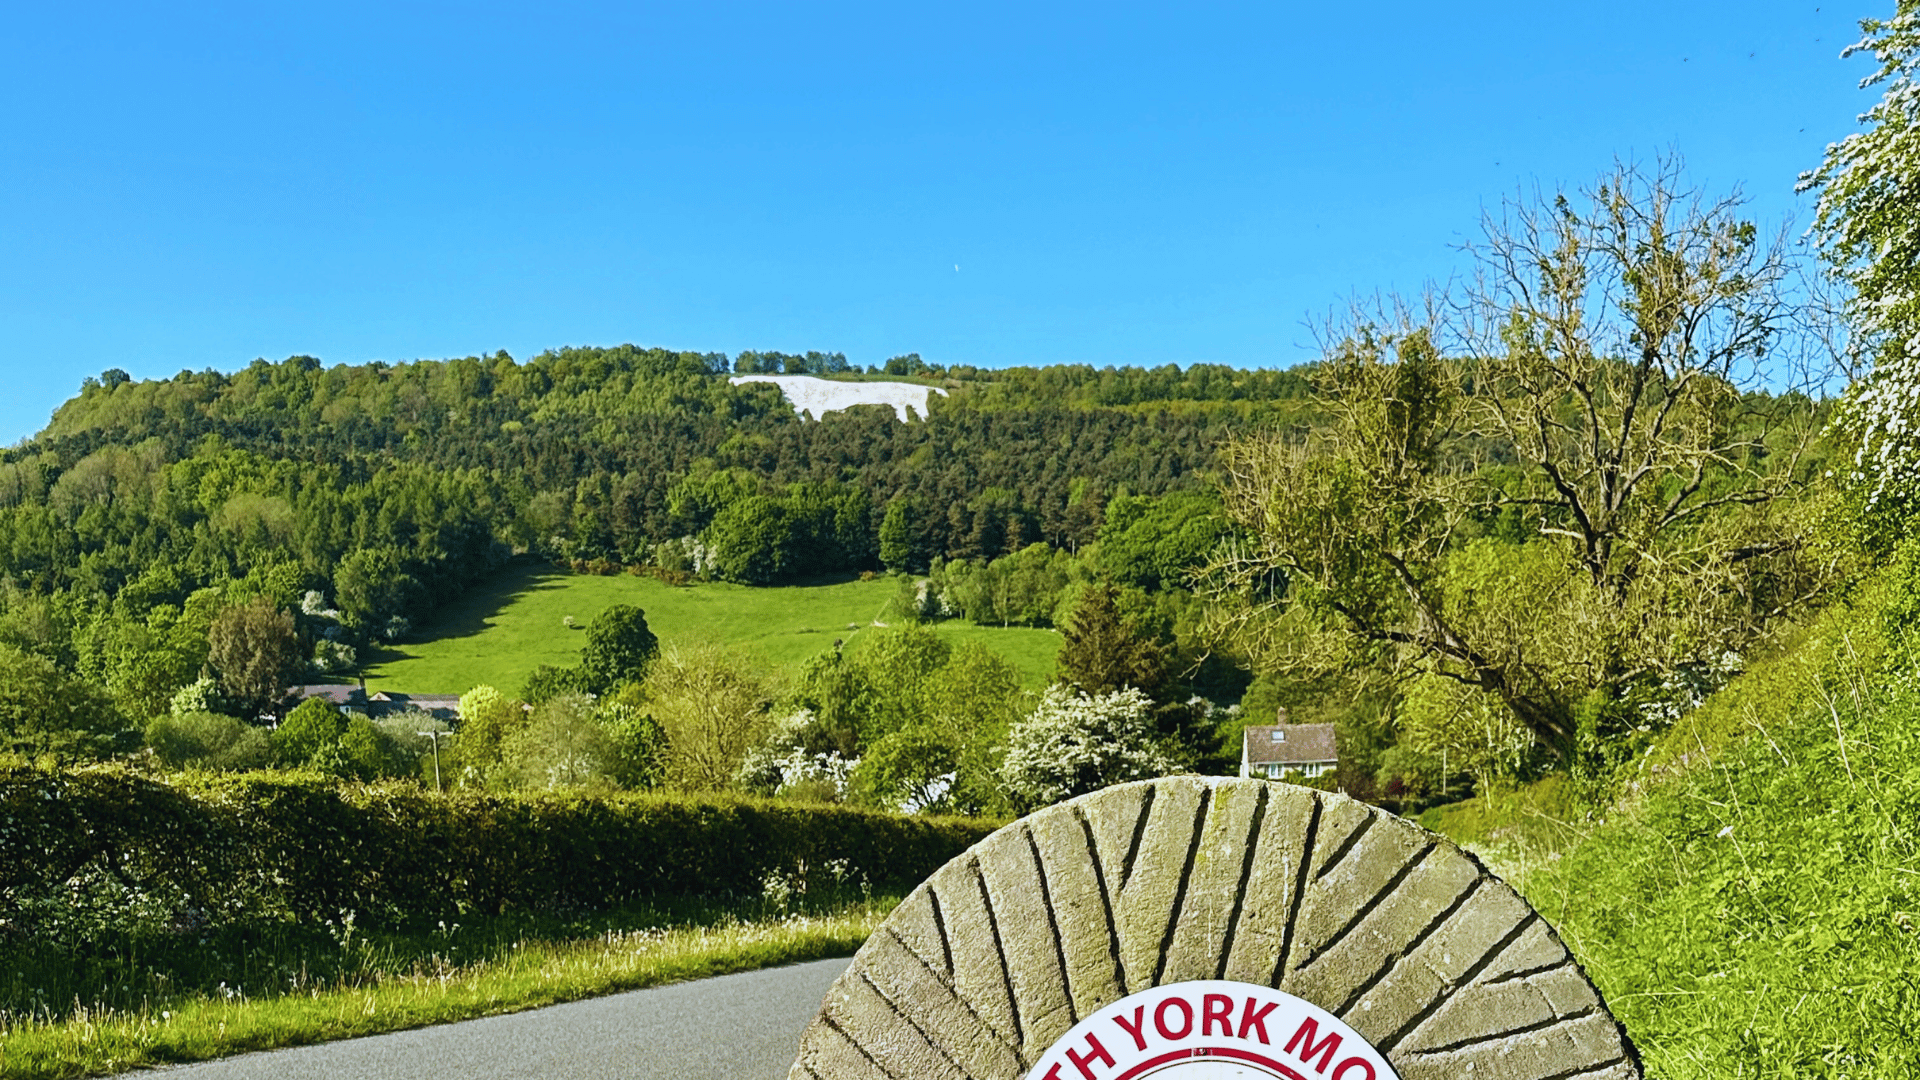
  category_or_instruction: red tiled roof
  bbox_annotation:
[1243,724,1337,766]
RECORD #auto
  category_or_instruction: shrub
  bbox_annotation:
[999,684,1191,812]
[273,697,347,766]
[145,711,272,771]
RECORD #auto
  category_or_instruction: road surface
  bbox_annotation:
[144,957,846,1080]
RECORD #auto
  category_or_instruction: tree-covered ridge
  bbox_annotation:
[8,347,1309,595]
[0,347,1311,739]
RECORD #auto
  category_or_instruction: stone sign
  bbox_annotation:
[788,775,1639,1080]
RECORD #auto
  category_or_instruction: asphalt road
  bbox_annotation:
[142,957,847,1080]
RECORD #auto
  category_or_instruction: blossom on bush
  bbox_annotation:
[998,685,1190,812]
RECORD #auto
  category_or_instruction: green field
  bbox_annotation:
[363,562,1060,697]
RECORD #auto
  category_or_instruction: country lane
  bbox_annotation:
[138,957,847,1079]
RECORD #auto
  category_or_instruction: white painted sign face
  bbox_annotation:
[1025,981,1399,1080]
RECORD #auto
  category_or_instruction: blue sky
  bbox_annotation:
[0,0,1879,442]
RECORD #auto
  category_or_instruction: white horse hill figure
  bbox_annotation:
[728,374,948,423]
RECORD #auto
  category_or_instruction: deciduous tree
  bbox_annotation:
[1802,4,1920,530]
[207,597,304,719]
[579,604,658,692]
[1212,159,1834,753]
[0,644,128,762]
[643,642,775,791]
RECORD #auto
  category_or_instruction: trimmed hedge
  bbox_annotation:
[0,768,998,941]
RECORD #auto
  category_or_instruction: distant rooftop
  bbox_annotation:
[1242,723,1338,767]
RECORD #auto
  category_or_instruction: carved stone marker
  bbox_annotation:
[789,775,1639,1080]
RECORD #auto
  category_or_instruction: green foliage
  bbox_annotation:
[335,715,395,780]
[765,631,1028,814]
[144,710,272,771]
[1099,490,1228,591]
[207,596,304,719]
[853,727,959,812]
[334,546,421,639]
[0,643,128,763]
[501,693,616,791]
[0,346,1298,740]
[452,684,526,788]
[3,894,890,1079]
[1056,581,1166,695]
[0,767,994,945]
[273,697,348,767]
[642,642,777,791]
[1393,674,1535,798]
[521,662,587,705]
[596,690,668,790]
[878,497,923,573]
[168,676,228,717]
[705,495,792,584]
[1524,622,1920,1074]
[579,603,659,692]
[854,624,950,742]
[1212,162,1832,755]
[922,643,1028,814]
[1802,4,1920,524]
[930,543,1088,627]
[372,710,449,784]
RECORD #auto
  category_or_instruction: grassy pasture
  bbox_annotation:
[363,562,1059,696]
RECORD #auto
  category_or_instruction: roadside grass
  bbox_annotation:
[363,562,1058,696]
[1,895,889,1080]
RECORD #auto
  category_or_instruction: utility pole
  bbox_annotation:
[418,730,449,793]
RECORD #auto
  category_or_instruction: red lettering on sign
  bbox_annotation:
[1066,1033,1116,1079]
[1041,1065,1065,1080]
[1331,1057,1376,1080]
[1284,1017,1343,1074]
[1113,1006,1149,1051]
[1201,994,1233,1037]
[1154,996,1194,1040]
[1238,996,1279,1043]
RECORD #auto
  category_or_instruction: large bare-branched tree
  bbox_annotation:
[1210,159,1838,753]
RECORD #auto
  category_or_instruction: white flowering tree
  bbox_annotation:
[1803,3,1920,521]
[998,685,1191,812]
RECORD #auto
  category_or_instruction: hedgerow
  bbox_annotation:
[0,768,995,946]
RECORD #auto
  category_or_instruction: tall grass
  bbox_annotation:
[0,893,888,1079]
[1427,581,1920,1076]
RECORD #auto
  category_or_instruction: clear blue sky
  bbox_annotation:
[0,0,1880,442]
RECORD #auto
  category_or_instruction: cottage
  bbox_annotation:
[1240,714,1338,780]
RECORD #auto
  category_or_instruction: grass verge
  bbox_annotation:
[1,898,888,1080]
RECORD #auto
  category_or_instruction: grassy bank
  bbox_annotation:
[1,896,886,1080]
[361,562,1059,695]
[1421,578,1920,1077]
